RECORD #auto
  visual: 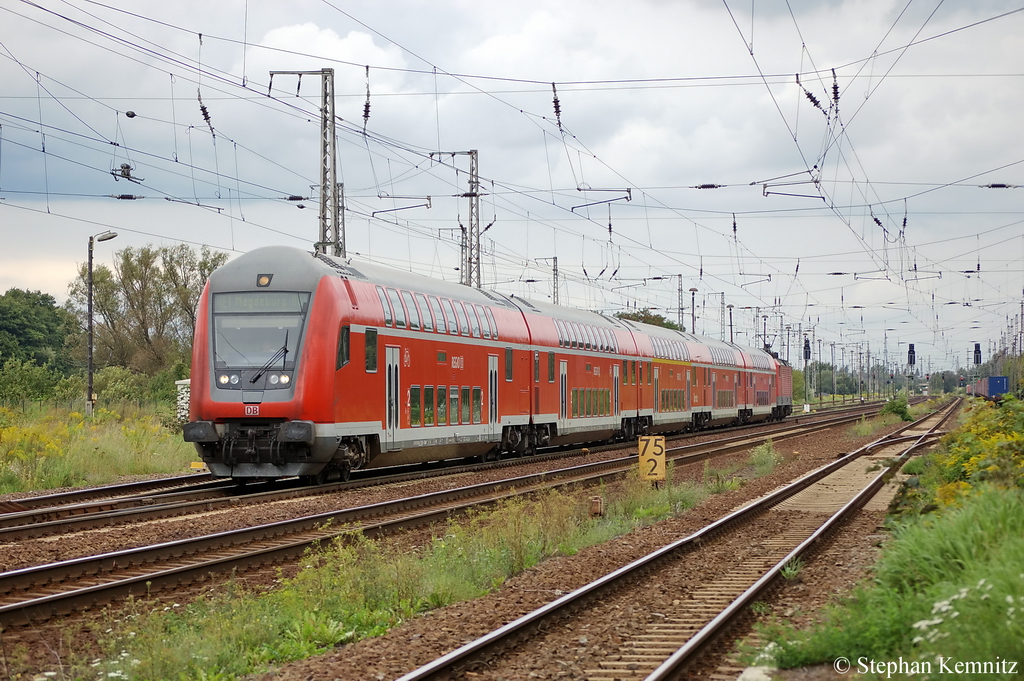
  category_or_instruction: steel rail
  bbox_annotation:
[394,399,956,681]
[646,397,960,679]
[0,403,907,627]
[0,408,880,541]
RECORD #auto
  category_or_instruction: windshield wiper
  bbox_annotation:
[251,330,289,383]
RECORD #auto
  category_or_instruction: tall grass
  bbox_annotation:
[0,405,195,492]
[47,473,717,680]
[848,412,904,439]
[758,487,1024,669]
[758,397,1024,673]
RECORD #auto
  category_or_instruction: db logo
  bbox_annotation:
[245,405,260,416]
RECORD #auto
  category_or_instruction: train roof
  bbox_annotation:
[215,247,786,369]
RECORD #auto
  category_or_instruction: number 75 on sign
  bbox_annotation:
[638,436,666,481]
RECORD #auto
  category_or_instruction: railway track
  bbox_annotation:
[0,403,900,628]
[0,402,886,541]
[393,398,958,680]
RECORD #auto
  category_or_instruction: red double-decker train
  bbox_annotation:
[184,246,793,482]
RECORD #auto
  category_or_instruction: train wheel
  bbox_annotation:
[300,469,329,485]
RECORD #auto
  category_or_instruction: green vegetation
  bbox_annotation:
[755,396,1024,673]
[879,392,913,421]
[614,308,680,330]
[0,243,224,410]
[780,557,804,581]
[0,404,195,492]
[24,450,797,680]
[749,438,780,477]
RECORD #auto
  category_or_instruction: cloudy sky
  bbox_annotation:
[2,0,1023,374]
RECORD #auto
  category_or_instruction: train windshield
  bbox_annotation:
[212,292,311,369]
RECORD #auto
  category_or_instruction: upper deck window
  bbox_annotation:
[428,296,446,333]
[386,288,406,329]
[415,293,433,331]
[401,290,420,330]
[441,299,460,334]
[375,286,393,326]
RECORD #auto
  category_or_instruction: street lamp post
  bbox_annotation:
[87,231,118,416]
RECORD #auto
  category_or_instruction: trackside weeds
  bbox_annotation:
[754,396,1024,676]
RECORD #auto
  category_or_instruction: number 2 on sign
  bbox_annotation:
[638,435,666,481]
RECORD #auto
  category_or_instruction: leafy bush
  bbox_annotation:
[0,359,63,403]
[880,393,913,421]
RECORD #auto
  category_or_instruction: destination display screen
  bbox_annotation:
[213,292,310,314]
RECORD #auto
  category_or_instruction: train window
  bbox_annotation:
[602,390,609,416]
[450,388,459,424]
[476,305,491,339]
[554,319,565,347]
[622,360,628,385]
[401,291,420,330]
[461,386,471,424]
[571,388,578,417]
[466,304,481,337]
[453,301,470,335]
[424,386,435,426]
[386,289,406,328]
[415,293,433,332]
[437,386,448,424]
[410,386,422,427]
[548,352,555,383]
[534,351,540,383]
[441,299,459,334]
[631,360,637,385]
[472,387,482,423]
[566,323,578,349]
[376,286,393,326]
[365,328,378,372]
[505,347,513,381]
[485,308,498,340]
[428,297,445,333]
[638,362,643,385]
[646,362,652,385]
[575,323,587,349]
[598,327,608,352]
[336,325,350,370]
[582,326,592,351]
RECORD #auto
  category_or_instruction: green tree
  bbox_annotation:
[67,244,228,376]
[614,308,680,330]
[0,288,76,371]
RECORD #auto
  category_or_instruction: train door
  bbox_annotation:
[686,370,691,411]
[613,363,620,416]
[385,346,400,450]
[488,355,499,439]
[653,367,659,414]
[559,360,568,430]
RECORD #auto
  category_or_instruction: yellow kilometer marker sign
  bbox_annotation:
[638,435,666,482]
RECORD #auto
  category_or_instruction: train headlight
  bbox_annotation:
[218,374,230,385]
[269,374,280,385]
[280,374,290,385]
[229,374,240,385]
